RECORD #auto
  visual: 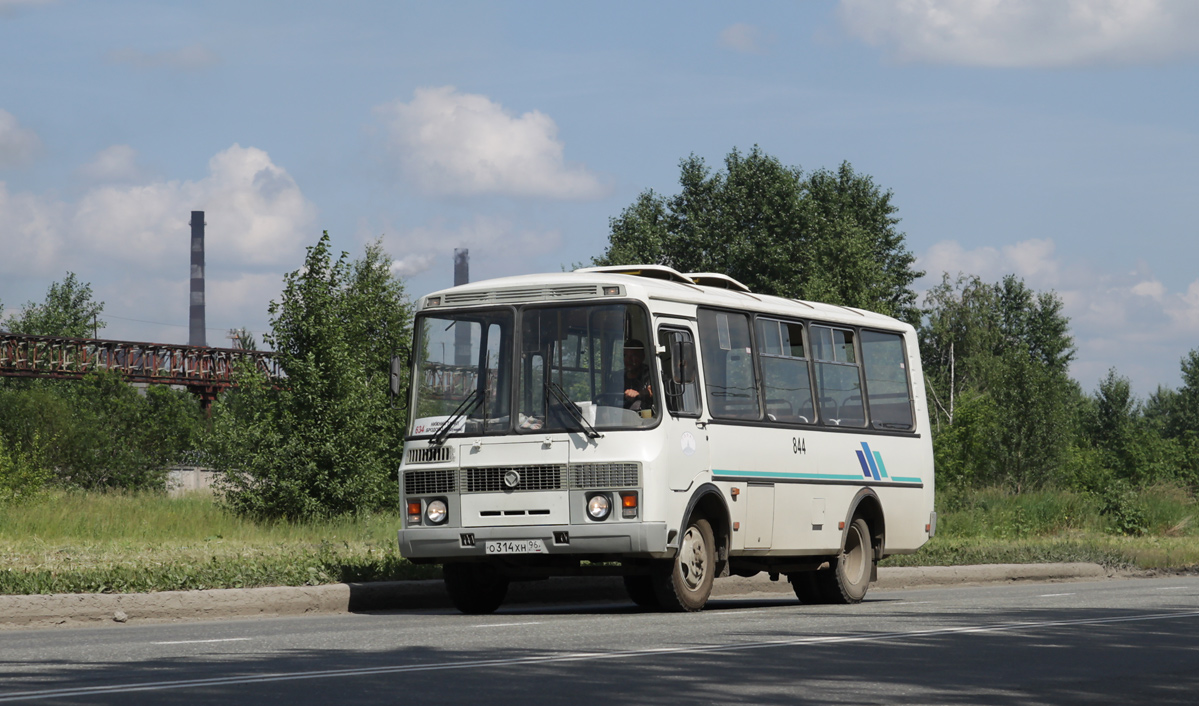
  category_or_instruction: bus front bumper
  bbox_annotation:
[398,522,669,559]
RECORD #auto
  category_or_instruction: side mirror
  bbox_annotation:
[670,339,697,385]
[390,356,404,398]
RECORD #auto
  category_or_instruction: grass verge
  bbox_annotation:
[0,491,438,595]
[2,485,1197,595]
[882,484,1199,570]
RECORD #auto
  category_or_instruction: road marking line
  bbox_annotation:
[5,610,1199,702]
[1156,587,1188,591]
[1037,593,1075,598]
[473,622,542,628]
[151,638,253,646]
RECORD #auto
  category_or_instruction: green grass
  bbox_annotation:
[882,484,1199,570]
[3,485,1198,596]
[0,491,438,595]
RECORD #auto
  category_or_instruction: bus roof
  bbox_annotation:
[417,266,910,332]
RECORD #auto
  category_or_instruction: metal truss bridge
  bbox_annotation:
[0,332,281,409]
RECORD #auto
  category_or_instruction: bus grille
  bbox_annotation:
[463,465,565,492]
[406,446,454,464]
[457,462,641,492]
[404,469,456,495]
[571,462,640,489]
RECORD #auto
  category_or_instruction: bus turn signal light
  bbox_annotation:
[620,492,638,518]
[407,501,422,525]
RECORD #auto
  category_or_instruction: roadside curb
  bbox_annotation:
[0,562,1112,630]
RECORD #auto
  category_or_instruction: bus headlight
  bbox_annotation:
[426,499,448,525]
[587,493,611,521]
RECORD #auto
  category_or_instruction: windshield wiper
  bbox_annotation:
[430,389,481,446]
[546,381,603,439]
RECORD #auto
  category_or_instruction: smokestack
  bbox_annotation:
[454,249,470,366]
[189,211,206,347]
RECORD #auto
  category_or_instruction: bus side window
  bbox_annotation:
[698,310,761,420]
[659,328,701,416]
[861,330,915,431]
[811,325,865,427]
[756,318,816,424]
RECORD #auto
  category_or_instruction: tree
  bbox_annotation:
[0,370,204,491]
[1075,369,1188,491]
[5,272,105,338]
[1167,350,1199,443]
[594,147,924,323]
[919,274,1078,490]
[208,234,413,520]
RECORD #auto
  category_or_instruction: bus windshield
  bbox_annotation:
[410,309,513,438]
[408,303,657,439]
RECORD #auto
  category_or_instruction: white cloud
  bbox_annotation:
[718,23,772,54]
[75,144,143,182]
[107,43,220,70]
[73,144,316,269]
[839,0,1199,67]
[0,109,41,168]
[921,238,1063,287]
[919,237,1199,392]
[0,144,316,278]
[390,254,435,278]
[0,182,67,272]
[374,86,608,199]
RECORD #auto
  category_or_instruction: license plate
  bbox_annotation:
[485,539,546,555]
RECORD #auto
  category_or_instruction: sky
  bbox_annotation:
[1,0,1197,397]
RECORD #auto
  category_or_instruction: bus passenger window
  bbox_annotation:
[861,330,915,431]
[698,310,760,420]
[811,325,865,427]
[756,319,815,424]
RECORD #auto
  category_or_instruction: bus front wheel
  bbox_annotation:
[443,562,509,614]
[653,517,716,612]
[816,517,872,604]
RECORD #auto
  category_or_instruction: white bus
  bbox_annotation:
[395,265,935,613]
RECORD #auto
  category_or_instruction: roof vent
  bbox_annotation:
[685,272,753,293]
[574,264,695,285]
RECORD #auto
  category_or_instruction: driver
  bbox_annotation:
[620,339,653,413]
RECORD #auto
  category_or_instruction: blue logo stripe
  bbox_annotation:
[855,450,873,478]
[860,443,881,480]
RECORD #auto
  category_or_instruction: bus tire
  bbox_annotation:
[622,574,660,608]
[816,517,872,604]
[789,570,825,604]
[443,562,509,615]
[653,517,716,612]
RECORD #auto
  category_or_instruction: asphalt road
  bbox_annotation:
[1,576,1197,705]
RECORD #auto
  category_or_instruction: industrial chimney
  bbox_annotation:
[189,211,206,347]
[453,249,470,365]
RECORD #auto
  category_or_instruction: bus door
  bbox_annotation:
[656,323,709,491]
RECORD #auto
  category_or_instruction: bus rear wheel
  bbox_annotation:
[443,562,509,615]
[653,517,716,612]
[815,517,872,604]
